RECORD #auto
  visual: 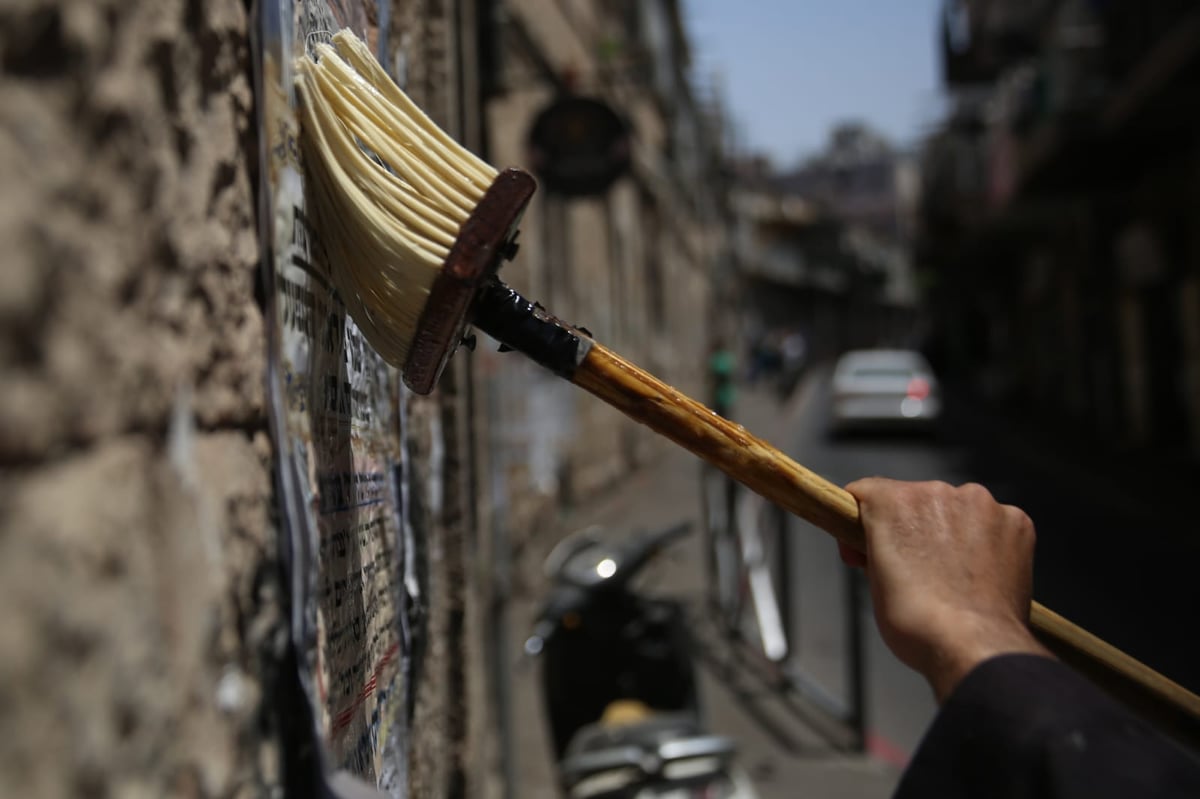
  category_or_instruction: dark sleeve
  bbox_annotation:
[894,654,1200,799]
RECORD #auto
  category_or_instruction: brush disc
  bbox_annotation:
[403,168,536,393]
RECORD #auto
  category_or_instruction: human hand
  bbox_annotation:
[843,478,1052,702]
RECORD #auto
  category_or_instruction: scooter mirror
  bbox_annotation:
[544,525,605,579]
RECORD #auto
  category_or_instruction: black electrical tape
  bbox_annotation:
[471,281,593,379]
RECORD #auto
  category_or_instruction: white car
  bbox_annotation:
[829,349,941,434]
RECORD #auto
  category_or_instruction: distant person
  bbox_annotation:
[746,332,774,385]
[708,339,737,419]
[840,478,1200,798]
[780,330,807,372]
[777,329,808,398]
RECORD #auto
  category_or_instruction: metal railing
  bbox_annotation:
[700,466,867,751]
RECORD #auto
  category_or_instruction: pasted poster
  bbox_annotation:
[256,0,413,791]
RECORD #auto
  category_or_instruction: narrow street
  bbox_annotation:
[507,382,907,799]
[766,363,1200,765]
[743,375,946,767]
[507,365,1200,799]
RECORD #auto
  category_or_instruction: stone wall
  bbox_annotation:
[0,0,484,796]
[0,1,278,796]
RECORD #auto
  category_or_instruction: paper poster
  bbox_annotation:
[256,0,411,789]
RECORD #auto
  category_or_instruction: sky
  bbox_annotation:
[684,0,946,166]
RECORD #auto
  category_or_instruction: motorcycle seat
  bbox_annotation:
[566,711,704,758]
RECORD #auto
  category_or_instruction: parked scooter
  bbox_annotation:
[526,522,762,799]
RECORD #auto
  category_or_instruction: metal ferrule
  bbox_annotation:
[470,280,594,379]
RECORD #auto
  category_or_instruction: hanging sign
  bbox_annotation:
[527,95,631,196]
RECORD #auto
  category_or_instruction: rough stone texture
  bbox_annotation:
[0,433,281,798]
[0,0,262,461]
[403,392,455,798]
[0,1,280,797]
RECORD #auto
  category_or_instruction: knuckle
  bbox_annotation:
[846,476,893,501]
[1002,503,1036,542]
[1013,507,1036,540]
[957,481,995,506]
[923,479,955,498]
[845,476,871,491]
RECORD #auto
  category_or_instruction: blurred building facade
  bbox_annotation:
[921,0,1200,456]
[469,2,731,796]
[730,124,921,378]
[474,0,729,525]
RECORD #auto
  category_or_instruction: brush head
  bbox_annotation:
[294,30,534,392]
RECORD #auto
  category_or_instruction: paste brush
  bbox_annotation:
[295,30,1200,734]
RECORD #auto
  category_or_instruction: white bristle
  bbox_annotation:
[294,30,498,367]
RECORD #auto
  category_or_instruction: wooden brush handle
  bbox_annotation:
[571,342,1200,731]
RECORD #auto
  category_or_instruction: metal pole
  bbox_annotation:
[774,503,793,652]
[844,566,867,752]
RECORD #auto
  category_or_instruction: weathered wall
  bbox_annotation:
[479,0,720,523]
[0,1,279,797]
[0,0,500,793]
[383,2,476,796]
